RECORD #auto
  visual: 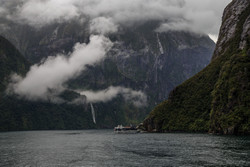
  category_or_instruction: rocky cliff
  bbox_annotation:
[143,0,250,135]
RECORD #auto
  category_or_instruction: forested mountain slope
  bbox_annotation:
[143,0,250,135]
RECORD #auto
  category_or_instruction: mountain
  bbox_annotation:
[0,36,96,131]
[142,0,250,135]
[0,19,215,129]
[0,36,29,93]
[2,21,215,102]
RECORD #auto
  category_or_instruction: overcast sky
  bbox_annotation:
[0,0,231,42]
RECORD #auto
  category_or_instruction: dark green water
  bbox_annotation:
[0,130,249,166]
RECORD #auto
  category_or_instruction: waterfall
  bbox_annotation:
[90,103,96,124]
[156,33,164,54]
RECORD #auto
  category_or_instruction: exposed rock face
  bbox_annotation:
[240,15,250,49]
[143,0,250,135]
[213,0,249,59]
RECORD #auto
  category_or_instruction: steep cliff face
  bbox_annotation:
[213,0,250,59]
[143,0,250,135]
[210,0,250,134]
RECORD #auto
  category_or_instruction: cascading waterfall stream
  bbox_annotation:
[156,33,164,55]
[90,103,96,124]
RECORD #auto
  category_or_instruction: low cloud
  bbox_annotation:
[0,6,6,14]
[0,0,231,39]
[16,0,80,27]
[8,35,113,101]
[155,0,227,40]
[90,17,118,35]
[79,86,147,107]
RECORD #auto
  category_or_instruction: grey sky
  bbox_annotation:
[1,0,231,41]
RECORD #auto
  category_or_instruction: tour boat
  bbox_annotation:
[114,125,138,133]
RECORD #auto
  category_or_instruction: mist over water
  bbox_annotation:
[0,130,249,166]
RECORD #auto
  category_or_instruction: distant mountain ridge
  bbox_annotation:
[142,0,250,135]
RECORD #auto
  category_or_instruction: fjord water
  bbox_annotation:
[0,130,249,167]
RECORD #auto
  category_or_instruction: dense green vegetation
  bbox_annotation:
[210,51,250,134]
[143,2,250,135]
[143,54,221,132]
[0,96,95,131]
[0,36,29,93]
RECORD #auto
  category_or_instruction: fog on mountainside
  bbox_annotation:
[0,0,231,129]
[7,35,113,101]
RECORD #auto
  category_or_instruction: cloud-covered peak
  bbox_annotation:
[1,0,230,40]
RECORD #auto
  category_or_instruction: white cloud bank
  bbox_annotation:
[17,0,80,27]
[1,0,231,40]
[80,86,147,107]
[8,35,113,100]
